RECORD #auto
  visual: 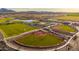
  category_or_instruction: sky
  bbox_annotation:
[8,8,79,12]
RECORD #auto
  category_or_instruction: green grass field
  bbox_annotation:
[15,30,63,47]
[0,18,12,23]
[0,23,38,38]
[50,24,76,33]
[56,16,79,21]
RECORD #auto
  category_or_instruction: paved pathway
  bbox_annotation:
[57,26,79,51]
[0,32,17,51]
[0,24,79,51]
[0,32,3,41]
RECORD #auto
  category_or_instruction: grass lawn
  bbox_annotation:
[15,30,64,47]
[0,18,12,23]
[56,16,79,21]
[0,23,38,38]
[50,24,76,33]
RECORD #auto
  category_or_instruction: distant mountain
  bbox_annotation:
[20,11,66,14]
[24,11,53,14]
[0,8,15,13]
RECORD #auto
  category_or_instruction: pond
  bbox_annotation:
[15,19,35,23]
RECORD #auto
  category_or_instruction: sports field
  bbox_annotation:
[50,24,77,33]
[56,16,79,21]
[14,30,64,47]
[0,18,12,23]
[0,23,38,38]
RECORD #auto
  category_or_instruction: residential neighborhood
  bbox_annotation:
[0,8,79,51]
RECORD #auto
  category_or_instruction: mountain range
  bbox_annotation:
[0,8,15,13]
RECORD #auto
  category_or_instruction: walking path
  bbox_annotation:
[0,24,78,51]
[0,32,3,41]
[5,29,77,51]
[57,26,79,51]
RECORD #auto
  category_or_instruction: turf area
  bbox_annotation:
[56,16,79,21]
[15,30,64,47]
[50,24,76,33]
[0,18,12,23]
[0,23,38,38]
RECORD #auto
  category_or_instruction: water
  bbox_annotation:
[15,19,35,23]
[23,20,34,23]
